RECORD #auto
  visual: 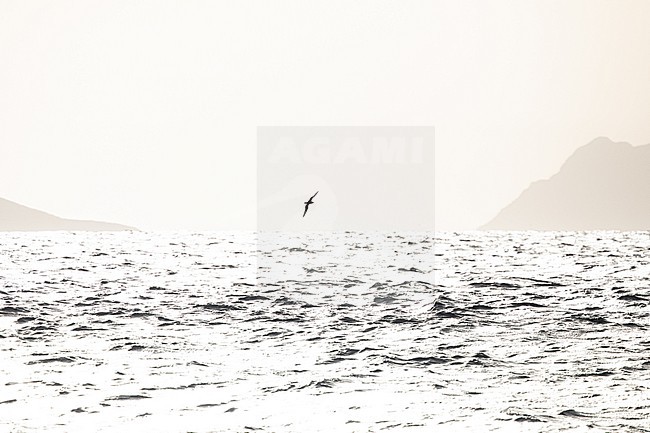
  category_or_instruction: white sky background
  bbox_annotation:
[1,0,649,231]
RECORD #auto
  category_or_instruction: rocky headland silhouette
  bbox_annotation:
[482,137,650,230]
[0,197,135,231]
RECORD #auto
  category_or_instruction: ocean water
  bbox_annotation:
[1,231,649,432]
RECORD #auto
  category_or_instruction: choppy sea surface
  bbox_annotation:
[1,231,649,432]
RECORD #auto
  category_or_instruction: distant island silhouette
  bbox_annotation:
[482,137,650,230]
[0,197,136,231]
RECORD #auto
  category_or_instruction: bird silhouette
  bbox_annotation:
[303,191,318,217]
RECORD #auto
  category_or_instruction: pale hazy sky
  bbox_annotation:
[2,0,650,230]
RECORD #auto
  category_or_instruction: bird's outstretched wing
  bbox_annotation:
[309,191,319,201]
[303,204,309,217]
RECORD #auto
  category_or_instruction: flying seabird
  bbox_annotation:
[303,191,318,217]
